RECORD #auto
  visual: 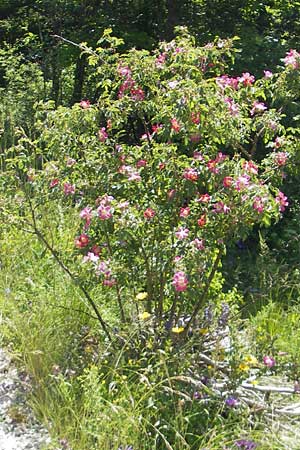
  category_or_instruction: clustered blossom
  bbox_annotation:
[224,97,239,116]
[275,191,288,212]
[235,174,250,191]
[75,233,89,248]
[284,49,300,69]
[242,160,258,175]
[192,238,205,250]
[171,118,181,132]
[119,164,141,182]
[213,201,230,214]
[253,196,267,214]
[183,167,198,182]
[80,206,93,229]
[117,65,145,101]
[250,101,267,116]
[216,74,238,90]
[198,193,210,203]
[63,182,75,195]
[144,208,156,220]
[275,152,288,166]
[175,227,189,240]
[238,72,255,86]
[50,178,59,188]
[79,99,90,109]
[263,355,275,368]
[197,215,207,227]
[223,176,234,188]
[98,127,108,142]
[179,207,190,218]
[172,271,188,292]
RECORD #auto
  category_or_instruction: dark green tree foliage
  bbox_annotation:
[1,0,300,105]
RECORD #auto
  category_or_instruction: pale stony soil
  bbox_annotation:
[0,348,51,450]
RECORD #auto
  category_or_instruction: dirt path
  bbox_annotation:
[0,348,50,450]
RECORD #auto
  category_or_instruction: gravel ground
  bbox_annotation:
[0,348,51,450]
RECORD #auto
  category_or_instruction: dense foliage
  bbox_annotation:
[1,4,300,450]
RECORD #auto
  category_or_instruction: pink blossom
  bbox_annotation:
[207,159,219,174]
[130,87,145,101]
[197,215,207,227]
[156,52,167,68]
[263,70,273,78]
[216,75,238,90]
[191,112,201,124]
[117,65,132,77]
[213,202,230,214]
[275,152,288,166]
[96,261,110,275]
[275,136,284,148]
[179,207,190,218]
[174,256,182,263]
[238,72,255,87]
[136,159,147,168]
[183,168,198,182]
[172,271,188,292]
[97,205,113,220]
[144,208,156,220]
[250,101,267,116]
[223,176,234,188]
[50,178,59,188]
[242,161,258,175]
[263,356,275,368]
[83,252,99,263]
[63,182,75,195]
[193,151,203,161]
[192,238,205,250]
[198,193,211,203]
[253,196,266,213]
[80,206,93,228]
[224,97,239,116]
[175,227,190,240]
[276,191,288,212]
[284,49,300,69]
[127,171,141,182]
[75,233,90,248]
[235,174,250,191]
[216,152,227,163]
[98,127,108,142]
[152,123,163,133]
[103,278,116,287]
[117,200,129,210]
[80,99,90,109]
[171,118,181,132]
[97,194,114,206]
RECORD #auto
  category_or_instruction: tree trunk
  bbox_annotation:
[71,53,87,105]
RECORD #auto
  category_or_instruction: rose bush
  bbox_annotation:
[2,28,300,341]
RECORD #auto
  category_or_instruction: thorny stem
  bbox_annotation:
[104,228,126,323]
[184,249,223,335]
[24,191,113,344]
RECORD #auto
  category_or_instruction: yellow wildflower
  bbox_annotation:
[136,292,148,301]
[199,328,209,335]
[172,326,185,334]
[238,363,250,372]
[139,311,151,320]
[244,355,258,366]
